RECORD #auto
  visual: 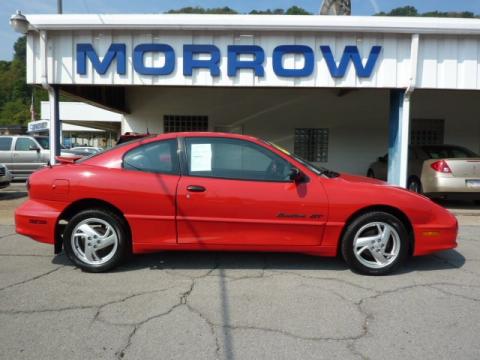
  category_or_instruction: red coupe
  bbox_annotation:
[15,132,458,275]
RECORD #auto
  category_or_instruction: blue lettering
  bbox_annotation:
[183,45,220,76]
[273,45,314,78]
[77,43,126,75]
[76,42,383,80]
[133,44,175,75]
[227,45,265,77]
[320,45,382,78]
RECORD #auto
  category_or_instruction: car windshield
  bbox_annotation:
[34,137,66,150]
[34,137,49,149]
[422,145,478,159]
[263,140,339,178]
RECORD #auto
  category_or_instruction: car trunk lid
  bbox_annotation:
[445,158,480,177]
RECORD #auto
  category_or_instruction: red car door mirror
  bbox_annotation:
[289,167,307,183]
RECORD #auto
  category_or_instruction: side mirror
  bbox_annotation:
[29,145,40,152]
[289,167,306,183]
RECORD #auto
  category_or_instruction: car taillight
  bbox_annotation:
[430,160,452,173]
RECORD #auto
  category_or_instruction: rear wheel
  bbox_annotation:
[366,169,375,178]
[341,211,409,275]
[63,209,130,272]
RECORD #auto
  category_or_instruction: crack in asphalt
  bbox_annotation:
[0,232,17,239]
[0,253,52,257]
[0,266,64,291]
[115,280,195,359]
[1,229,479,360]
[427,284,480,303]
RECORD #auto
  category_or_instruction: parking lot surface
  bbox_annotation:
[1,183,479,360]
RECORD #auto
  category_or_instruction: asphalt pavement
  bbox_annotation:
[0,183,479,360]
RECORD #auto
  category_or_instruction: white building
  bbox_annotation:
[13,13,480,186]
[28,101,123,148]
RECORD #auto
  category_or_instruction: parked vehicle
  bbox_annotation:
[16,133,457,275]
[63,146,103,157]
[367,145,480,199]
[0,135,72,179]
[0,164,12,189]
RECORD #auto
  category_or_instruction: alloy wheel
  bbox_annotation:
[353,221,401,269]
[71,218,119,265]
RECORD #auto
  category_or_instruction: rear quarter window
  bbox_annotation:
[123,140,179,174]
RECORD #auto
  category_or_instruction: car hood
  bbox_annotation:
[338,173,387,186]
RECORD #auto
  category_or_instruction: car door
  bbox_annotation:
[12,137,44,176]
[176,136,329,246]
[119,139,181,246]
[0,137,13,168]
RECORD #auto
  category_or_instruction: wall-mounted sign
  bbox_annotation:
[76,43,382,79]
[27,120,49,133]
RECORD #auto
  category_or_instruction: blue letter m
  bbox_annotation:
[320,45,382,78]
[77,43,126,75]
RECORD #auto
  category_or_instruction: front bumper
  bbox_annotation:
[413,207,458,256]
[15,199,64,245]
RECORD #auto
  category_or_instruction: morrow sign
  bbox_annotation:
[77,44,382,79]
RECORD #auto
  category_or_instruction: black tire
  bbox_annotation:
[63,209,130,273]
[366,169,375,178]
[407,177,423,194]
[341,211,409,276]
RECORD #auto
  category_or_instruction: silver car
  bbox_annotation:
[0,163,12,188]
[0,135,68,179]
[367,144,480,200]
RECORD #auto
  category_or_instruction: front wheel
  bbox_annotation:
[341,212,409,275]
[63,209,130,272]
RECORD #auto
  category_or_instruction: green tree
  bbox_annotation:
[0,36,47,126]
[285,6,311,15]
[376,6,478,18]
[376,6,418,16]
[167,6,238,14]
[0,99,30,126]
[250,9,285,15]
[167,6,311,15]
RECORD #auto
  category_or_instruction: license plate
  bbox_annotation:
[466,180,480,188]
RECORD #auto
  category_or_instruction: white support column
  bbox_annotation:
[387,33,419,188]
[398,93,411,188]
[48,86,61,164]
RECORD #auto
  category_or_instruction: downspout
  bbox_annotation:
[398,33,420,187]
[39,30,59,165]
[406,34,420,97]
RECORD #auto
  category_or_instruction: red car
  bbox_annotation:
[15,132,458,275]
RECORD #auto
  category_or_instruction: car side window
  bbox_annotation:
[123,139,179,174]
[15,138,37,151]
[0,137,12,151]
[185,137,293,182]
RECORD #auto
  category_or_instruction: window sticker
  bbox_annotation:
[190,143,212,172]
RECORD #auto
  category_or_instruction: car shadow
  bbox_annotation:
[434,199,480,210]
[52,249,466,275]
[0,191,27,201]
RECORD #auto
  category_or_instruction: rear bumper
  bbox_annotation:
[422,175,480,194]
[15,199,64,245]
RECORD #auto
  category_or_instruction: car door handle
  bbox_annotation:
[186,185,206,192]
